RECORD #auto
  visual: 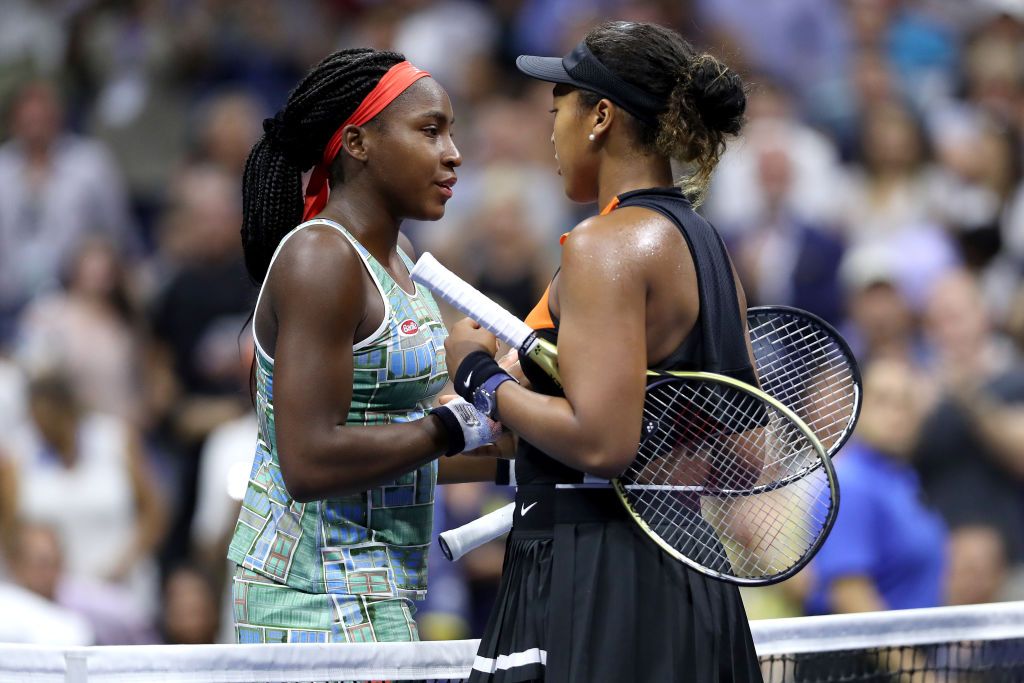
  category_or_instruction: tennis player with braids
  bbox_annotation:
[446,22,763,681]
[227,49,505,644]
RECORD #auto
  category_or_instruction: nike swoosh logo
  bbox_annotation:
[463,370,474,389]
[520,501,538,517]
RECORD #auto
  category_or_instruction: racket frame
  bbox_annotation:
[616,368,838,586]
[412,253,839,585]
[747,304,862,460]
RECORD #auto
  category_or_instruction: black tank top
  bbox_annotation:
[515,187,755,486]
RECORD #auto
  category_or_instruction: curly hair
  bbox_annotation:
[575,22,746,205]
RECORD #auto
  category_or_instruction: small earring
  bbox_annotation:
[588,133,596,141]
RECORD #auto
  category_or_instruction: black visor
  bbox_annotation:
[516,40,664,126]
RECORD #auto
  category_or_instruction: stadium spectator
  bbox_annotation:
[0,371,166,624]
[915,270,1024,604]
[5,520,156,645]
[806,358,947,615]
[190,91,264,178]
[148,164,254,572]
[0,80,134,343]
[730,144,846,324]
[840,257,922,364]
[15,237,145,423]
[706,80,845,233]
[838,99,940,246]
[160,564,220,645]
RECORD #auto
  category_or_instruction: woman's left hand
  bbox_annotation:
[445,318,498,371]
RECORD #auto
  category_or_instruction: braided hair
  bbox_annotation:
[241,49,405,284]
[576,22,746,205]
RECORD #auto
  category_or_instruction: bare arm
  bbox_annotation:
[480,216,650,478]
[953,389,1024,478]
[437,431,515,484]
[0,455,16,546]
[438,451,501,484]
[271,228,449,502]
[828,575,888,613]
[117,429,167,578]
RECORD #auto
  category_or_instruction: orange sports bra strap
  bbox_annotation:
[600,196,620,215]
[537,196,620,329]
[525,284,556,331]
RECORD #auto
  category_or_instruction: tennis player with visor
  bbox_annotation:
[444,21,764,683]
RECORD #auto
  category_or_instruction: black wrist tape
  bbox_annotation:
[430,405,465,456]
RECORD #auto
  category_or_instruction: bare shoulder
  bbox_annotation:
[265,225,367,334]
[562,207,687,273]
[270,224,364,293]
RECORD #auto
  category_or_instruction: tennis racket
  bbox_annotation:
[415,253,838,585]
[747,305,861,462]
[439,305,859,564]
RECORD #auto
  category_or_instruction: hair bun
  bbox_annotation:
[685,55,745,136]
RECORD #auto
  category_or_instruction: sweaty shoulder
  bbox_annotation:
[562,206,687,273]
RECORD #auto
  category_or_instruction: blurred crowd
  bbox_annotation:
[0,0,1022,646]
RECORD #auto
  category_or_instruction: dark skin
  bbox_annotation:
[255,78,505,503]
[446,87,750,478]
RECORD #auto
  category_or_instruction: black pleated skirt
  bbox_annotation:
[468,487,763,683]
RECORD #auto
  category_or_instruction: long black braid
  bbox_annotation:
[240,48,405,284]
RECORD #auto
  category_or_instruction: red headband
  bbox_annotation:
[302,61,431,221]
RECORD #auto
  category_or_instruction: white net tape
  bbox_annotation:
[4,603,1024,682]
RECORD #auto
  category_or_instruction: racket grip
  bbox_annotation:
[411,253,535,349]
[438,503,515,561]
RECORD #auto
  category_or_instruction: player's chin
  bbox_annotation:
[411,196,450,221]
[421,200,448,221]
[565,179,597,204]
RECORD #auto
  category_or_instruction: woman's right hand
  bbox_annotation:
[445,318,498,371]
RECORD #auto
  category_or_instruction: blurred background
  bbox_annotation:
[0,0,1022,646]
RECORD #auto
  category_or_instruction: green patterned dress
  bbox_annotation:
[228,219,449,643]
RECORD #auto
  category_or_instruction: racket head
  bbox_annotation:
[614,371,838,586]
[747,305,862,459]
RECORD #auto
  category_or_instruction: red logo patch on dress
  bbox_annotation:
[399,319,420,335]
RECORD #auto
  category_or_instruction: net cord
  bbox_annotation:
[752,601,1024,656]
[0,638,479,683]
[5,603,1024,682]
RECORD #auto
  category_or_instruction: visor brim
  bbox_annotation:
[515,55,576,85]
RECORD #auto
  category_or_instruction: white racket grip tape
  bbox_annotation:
[438,502,515,561]
[411,253,535,349]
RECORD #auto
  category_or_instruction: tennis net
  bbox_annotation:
[2,602,1024,682]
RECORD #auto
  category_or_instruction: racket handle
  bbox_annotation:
[411,253,535,350]
[520,334,563,387]
[439,503,515,561]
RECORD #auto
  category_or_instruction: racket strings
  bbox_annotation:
[623,378,835,580]
[749,314,858,453]
[751,322,852,400]
[640,383,813,492]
